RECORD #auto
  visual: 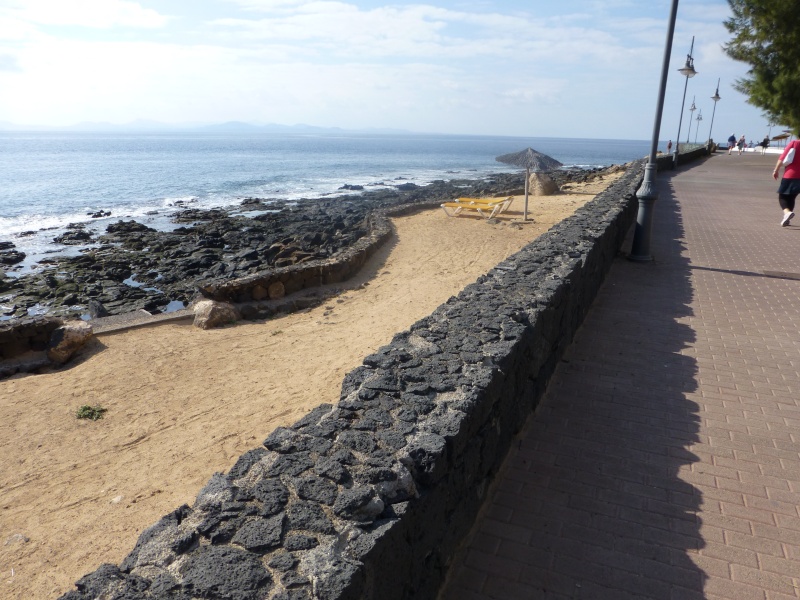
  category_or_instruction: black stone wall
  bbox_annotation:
[0,316,65,378]
[669,144,709,168]
[197,209,401,304]
[59,161,649,600]
[0,316,63,360]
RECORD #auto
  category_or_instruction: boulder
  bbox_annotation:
[251,284,269,301]
[54,230,93,245]
[268,281,286,300]
[47,321,94,364]
[87,300,110,318]
[0,246,25,265]
[105,220,155,234]
[193,300,239,330]
[529,172,559,196]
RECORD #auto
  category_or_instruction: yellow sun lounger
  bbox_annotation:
[440,196,513,219]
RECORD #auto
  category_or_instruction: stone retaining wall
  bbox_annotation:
[0,316,63,360]
[198,203,438,306]
[0,316,65,378]
[59,160,650,600]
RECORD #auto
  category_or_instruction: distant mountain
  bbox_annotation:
[196,121,333,132]
[199,121,265,131]
[0,119,413,135]
[0,120,198,132]
[199,122,408,134]
[0,120,47,131]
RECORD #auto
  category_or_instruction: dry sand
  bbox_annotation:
[0,176,620,599]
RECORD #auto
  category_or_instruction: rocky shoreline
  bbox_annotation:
[0,168,613,322]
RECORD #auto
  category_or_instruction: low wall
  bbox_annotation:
[670,144,709,168]
[59,160,648,600]
[0,316,63,359]
[199,203,438,305]
[0,316,65,378]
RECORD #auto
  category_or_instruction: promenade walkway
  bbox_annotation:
[440,152,800,599]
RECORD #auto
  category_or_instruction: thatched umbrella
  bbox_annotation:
[496,147,563,221]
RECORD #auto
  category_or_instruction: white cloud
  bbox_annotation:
[0,0,774,138]
[223,0,334,12]
[211,5,450,57]
[0,53,21,71]
[2,0,169,29]
[0,14,39,41]
[209,2,634,72]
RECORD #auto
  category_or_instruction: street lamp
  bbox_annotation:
[686,96,697,144]
[708,79,721,147]
[673,36,697,168]
[694,110,703,143]
[630,0,681,261]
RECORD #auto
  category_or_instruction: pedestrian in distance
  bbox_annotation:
[727,134,736,155]
[772,137,800,227]
[760,135,770,155]
[737,135,746,155]
[667,140,673,154]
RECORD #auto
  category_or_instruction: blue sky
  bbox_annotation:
[0,0,783,141]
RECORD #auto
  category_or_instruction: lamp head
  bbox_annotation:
[711,90,721,102]
[678,56,697,78]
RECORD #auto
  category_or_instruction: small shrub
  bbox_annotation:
[76,404,107,421]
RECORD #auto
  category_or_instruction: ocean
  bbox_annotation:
[0,132,652,273]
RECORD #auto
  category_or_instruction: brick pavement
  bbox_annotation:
[439,152,800,600]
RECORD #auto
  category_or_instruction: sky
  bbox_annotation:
[0,0,785,141]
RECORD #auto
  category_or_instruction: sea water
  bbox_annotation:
[0,132,652,272]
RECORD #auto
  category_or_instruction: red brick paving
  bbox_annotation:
[440,152,800,599]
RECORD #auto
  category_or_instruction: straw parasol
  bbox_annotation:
[496,147,563,221]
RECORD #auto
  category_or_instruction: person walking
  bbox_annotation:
[727,134,736,155]
[772,137,800,226]
[667,140,673,155]
[760,135,770,155]
[737,134,746,155]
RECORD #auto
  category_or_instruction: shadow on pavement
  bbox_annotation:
[440,173,708,599]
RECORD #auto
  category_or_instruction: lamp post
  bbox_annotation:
[630,0,681,261]
[694,109,703,143]
[686,97,697,144]
[708,79,721,147]
[673,36,697,168]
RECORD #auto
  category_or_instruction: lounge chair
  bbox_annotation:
[440,196,513,219]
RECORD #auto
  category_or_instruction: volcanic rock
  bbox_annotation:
[193,300,239,330]
[47,320,94,364]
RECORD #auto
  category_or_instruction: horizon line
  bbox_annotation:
[0,122,652,143]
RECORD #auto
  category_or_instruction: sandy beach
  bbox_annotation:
[0,176,620,599]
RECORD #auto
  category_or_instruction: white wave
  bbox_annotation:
[1,211,101,237]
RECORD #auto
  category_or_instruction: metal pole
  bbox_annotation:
[673,36,695,168]
[674,77,689,166]
[695,110,702,143]
[686,96,696,144]
[708,79,720,146]
[630,0,681,262]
